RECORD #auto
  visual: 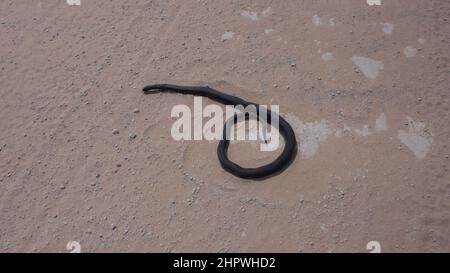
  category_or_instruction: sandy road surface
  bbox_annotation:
[0,0,449,252]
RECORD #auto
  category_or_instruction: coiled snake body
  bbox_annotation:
[143,84,297,179]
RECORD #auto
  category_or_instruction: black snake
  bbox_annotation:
[142,84,297,179]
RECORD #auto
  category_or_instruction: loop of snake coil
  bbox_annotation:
[143,84,297,179]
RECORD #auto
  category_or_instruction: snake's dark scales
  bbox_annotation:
[142,84,297,179]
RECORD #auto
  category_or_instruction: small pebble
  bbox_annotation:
[133,108,140,113]
[60,185,66,190]
[111,224,117,230]
[112,129,119,135]
[95,173,101,179]
[129,133,137,139]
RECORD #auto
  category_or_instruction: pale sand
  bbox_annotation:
[0,0,449,252]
